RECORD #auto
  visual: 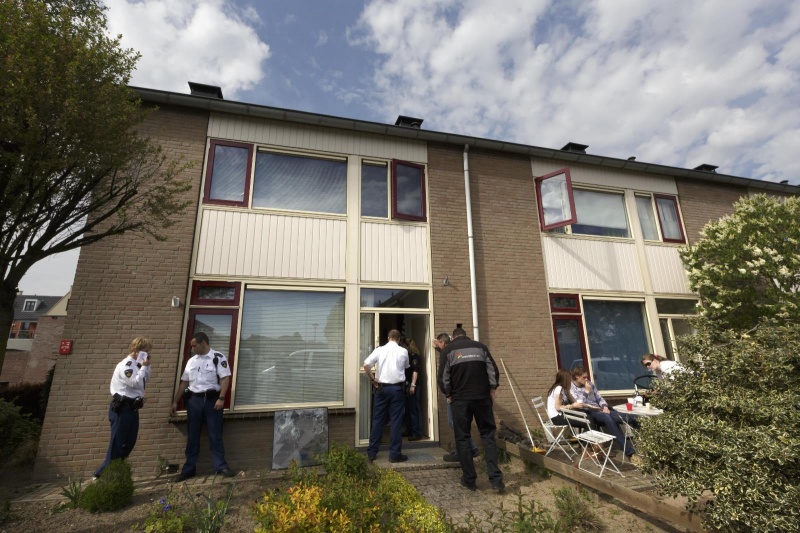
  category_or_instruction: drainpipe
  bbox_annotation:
[463,144,480,341]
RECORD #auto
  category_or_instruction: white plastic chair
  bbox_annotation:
[562,409,623,478]
[619,417,637,462]
[531,396,575,460]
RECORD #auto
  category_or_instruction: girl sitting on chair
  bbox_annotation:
[546,369,589,428]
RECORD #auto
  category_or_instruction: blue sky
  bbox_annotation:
[19,0,800,296]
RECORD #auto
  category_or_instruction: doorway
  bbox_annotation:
[357,312,431,444]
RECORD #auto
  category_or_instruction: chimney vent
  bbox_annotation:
[627,156,636,161]
[560,142,588,154]
[780,180,789,185]
[395,115,424,128]
[188,82,223,99]
[693,163,718,173]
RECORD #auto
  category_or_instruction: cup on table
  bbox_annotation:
[626,398,634,411]
[645,402,652,410]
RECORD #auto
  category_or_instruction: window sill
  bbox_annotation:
[168,407,355,423]
[542,233,634,245]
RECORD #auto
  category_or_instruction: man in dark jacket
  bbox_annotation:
[437,328,504,492]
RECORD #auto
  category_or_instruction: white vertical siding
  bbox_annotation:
[196,209,346,280]
[645,245,692,294]
[531,158,678,195]
[543,237,644,292]
[360,223,429,283]
[208,113,428,163]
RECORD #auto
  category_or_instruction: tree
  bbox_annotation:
[680,194,800,331]
[0,0,191,370]
[636,194,800,532]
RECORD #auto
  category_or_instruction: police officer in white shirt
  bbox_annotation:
[363,329,409,463]
[171,332,235,480]
[93,337,152,479]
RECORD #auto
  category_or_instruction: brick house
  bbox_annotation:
[33,83,799,480]
[1,293,66,387]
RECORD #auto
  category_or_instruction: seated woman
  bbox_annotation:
[641,353,682,379]
[546,369,589,429]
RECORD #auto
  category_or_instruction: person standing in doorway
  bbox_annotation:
[438,327,504,493]
[402,337,423,441]
[363,329,409,463]
[434,333,479,462]
[94,337,152,479]
[171,332,236,481]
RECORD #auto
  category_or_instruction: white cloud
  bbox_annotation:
[105,0,271,97]
[316,30,329,47]
[353,0,800,183]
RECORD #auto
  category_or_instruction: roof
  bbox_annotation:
[132,86,800,195]
[13,295,63,321]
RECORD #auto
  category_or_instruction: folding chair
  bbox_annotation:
[618,417,637,463]
[562,409,623,478]
[531,397,575,460]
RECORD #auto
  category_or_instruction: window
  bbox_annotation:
[635,194,686,243]
[203,140,253,207]
[181,309,239,408]
[361,162,388,217]
[392,160,426,221]
[552,316,588,371]
[235,289,345,407]
[190,281,241,307]
[9,321,37,339]
[550,293,580,313]
[360,288,428,308]
[583,300,651,391]
[657,298,698,361]
[22,299,38,312]
[535,168,576,230]
[253,151,347,214]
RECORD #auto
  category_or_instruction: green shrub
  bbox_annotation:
[80,459,134,512]
[138,495,194,533]
[458,495,557,533]
[184,481,234,533]
[0,398,41,467]
[553,486,604,532]
[0,382,47,421]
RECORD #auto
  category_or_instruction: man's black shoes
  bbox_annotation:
[389,454,409,463]
[174,471,195,482]
[443,452,459,462]
[217,468,236,478]
[492,481,506,494]
[408,435,423,441]
[460,479,477,491]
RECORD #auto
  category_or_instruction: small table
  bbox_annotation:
[612,404,663,417]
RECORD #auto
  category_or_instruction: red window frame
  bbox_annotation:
[534,168,577,231]
[391,159,427,222]
[190,281,241,307]
[551,315,589,372]
[653,194,686,243]
[549,293,581,313]
[178,308,239,410]
[202,140,254,207]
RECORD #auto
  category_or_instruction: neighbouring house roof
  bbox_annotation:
[133,85,800,194]
[13,295,63,322]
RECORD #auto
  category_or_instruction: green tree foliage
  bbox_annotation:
[79,459,134,512]
[0,0,191,370]
[0,398,41,467]
[637,194,800,531]
[680,194,800,331]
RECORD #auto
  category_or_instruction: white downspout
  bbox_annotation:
[463,144,480,341]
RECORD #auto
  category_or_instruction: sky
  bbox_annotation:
[19,0,800,297]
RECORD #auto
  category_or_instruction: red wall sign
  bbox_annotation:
[59,340,73,355]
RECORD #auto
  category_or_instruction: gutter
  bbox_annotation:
[463,145,480,341]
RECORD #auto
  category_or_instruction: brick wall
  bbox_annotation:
[676,179,748,244]
[34,105,210,480]
[428,143,557,449]
[23,316,64,383]
[0,350,29,386]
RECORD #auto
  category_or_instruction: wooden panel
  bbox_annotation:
[645,245,692,294]
[196,209,346,280]
[531,158,678,195]
[360,222,429,283]
[208,113,427,163]
[543,237,643,292]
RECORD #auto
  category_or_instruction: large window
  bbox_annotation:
[253,152,347,214]
[636,193,686,243]
[235,289,345,407]
[203,140,253,207]
[391,160,426,221]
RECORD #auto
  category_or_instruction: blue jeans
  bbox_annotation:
[95,403,139,477]
[368,384,405,460]
[586,410,637,456]
[182,395,228,474]
[405,384,422,437]
[447,403,479,455]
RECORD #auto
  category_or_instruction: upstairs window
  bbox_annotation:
[535,169,576,230]
[391,160,426,221]
[636,194,686,243]
[22,299,38,312]
[253,151,347,214]
[361,162,388,218]
[204,140,253,207]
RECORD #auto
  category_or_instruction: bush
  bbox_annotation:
[637,323,800,532]
[553,486,604,532]
[0,398,41,467]
[80,459,134,512]
[0,382,46,422]
[139,495,194,533]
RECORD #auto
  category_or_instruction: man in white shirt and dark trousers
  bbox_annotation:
[94,337,152,479]
[363,329,410,463]
[171,332,235,481]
